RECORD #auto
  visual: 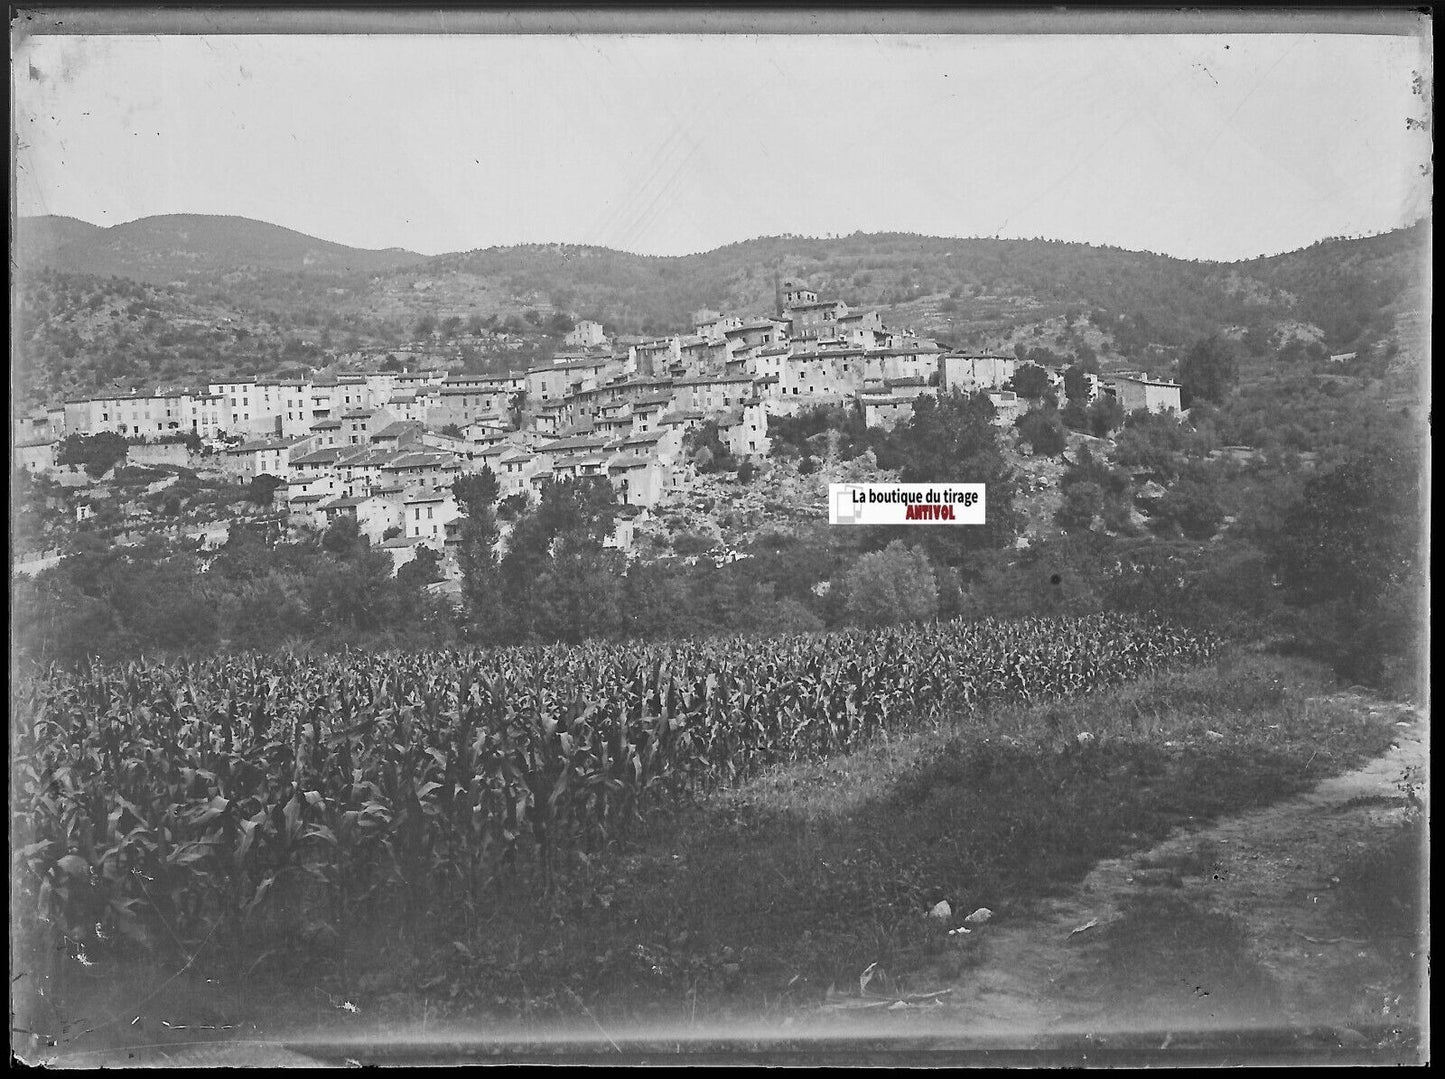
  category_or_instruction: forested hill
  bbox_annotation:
[13,215,1428,409]
[1231,224,1430,355]
[15,213,426,281]
[415,224,1428,353]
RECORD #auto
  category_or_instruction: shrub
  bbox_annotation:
[672,532,716,556]
[843,541,938,627]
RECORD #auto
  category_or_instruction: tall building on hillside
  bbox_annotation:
[781,280,819,308]
[564,319,606,348]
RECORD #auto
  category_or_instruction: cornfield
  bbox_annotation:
[12,613,1217,970]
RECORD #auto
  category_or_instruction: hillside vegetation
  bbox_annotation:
[16,213,425,281]
[12,216,1429,411]
[11,270,403,405]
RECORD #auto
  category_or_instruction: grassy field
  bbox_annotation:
[305,650,1398,1026]
[18,647,1410,1060]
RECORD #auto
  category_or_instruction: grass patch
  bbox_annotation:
[317,650,1396,1025]
[40,650,1400,1041]
[1079,892,1282,1027]
[1334,812,1425,943]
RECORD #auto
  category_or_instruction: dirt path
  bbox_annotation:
[832,693,1428,1059]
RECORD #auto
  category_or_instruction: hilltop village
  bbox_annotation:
[18,280,1183,580]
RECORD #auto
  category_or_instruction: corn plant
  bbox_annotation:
[12,613,1219,973]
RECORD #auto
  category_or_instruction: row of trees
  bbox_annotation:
[13,518,457,667]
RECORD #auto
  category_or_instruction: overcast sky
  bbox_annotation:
[12,20,1432,262]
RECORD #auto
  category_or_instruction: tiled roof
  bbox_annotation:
[673,374,755,387]
[339,449,398,468]
[614,430,665,446]
[538,434,609,453]
[372,421,423,440]
[606,454,651,470]
[383,451,456,469]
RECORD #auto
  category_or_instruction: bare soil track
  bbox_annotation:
[809,693,1428,1063]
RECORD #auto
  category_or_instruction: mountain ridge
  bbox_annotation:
[15,213,428,281]
[17,211,1429,270]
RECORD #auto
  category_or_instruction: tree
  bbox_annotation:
[321,515,366,559]
[1178,336,1239,408]
[453,469,500,517]
[1056,481,1105,533]
[396,544,444,590]
[246,473,286,506]
[380,354,403,372]
[1149,475,1225,540]
[1008,363,1053,400]
[56,432,128,477]
[1267,446,1420,610]
[1016,408,1067,457]
[1085,394,1125,437]
[455,501,502,638]
[440,423,466,439]
[414,314,437,339]
[532,543,626,644]
[887,391,1020,553]
[842,541,938,627]
[491,477,618,643]
[497,492,529,520]
[1062,364,1093,403]
[305,546,398,632]
[535,476,616,548]
[1060,399,1089,432]
[1114,409,1210,483]
[1263,444,1423,688]
[450,469,504,638]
